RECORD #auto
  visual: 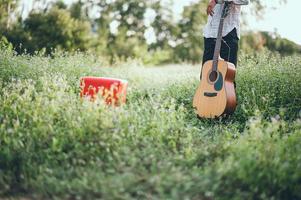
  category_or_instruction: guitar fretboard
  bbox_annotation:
[212,3,230,72]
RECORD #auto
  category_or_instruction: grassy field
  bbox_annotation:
[0,47,301,199]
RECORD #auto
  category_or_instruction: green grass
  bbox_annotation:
[0,47,301,199]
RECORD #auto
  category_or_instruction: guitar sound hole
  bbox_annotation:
[209,71,218,83]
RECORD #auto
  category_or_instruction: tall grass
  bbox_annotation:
[0,47,300,199]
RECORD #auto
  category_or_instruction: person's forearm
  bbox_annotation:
[215,0,249,5]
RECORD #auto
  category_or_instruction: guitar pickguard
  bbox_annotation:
[214,72,223,91]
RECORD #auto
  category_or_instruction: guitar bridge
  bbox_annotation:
[204,92,217,97]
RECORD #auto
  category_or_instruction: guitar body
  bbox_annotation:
[193,59,237,118]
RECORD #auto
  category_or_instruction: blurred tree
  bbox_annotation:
[108,27,148,61]
[53,0,67,10]
[94,0,150,62]
[260,31,301,55]
[1,22,31,53]
[0,0,19,29]
[0,0,296,64]
[240,31,266,53]
[173,0,208,63]
[150,0,179,50]
[115,0,148,41]
[240,31,301,55]
[3,5,92,54]
[24,6,91,54]
[69,0,90,20]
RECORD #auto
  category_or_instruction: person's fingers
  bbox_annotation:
[207,5,212,15]
[207,5,215,16]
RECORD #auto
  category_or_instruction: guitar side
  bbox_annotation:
[193,60,237,118]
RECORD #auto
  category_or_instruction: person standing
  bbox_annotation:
[202,0,249,68]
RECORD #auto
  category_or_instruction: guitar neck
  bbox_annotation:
[212,3,227,72]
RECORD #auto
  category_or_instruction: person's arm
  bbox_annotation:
[215,0,249,5]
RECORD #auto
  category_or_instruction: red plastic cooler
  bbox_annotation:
[80,77,128,105]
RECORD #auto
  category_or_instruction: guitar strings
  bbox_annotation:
[222,38,231,62]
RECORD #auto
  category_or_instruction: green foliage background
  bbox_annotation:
[0,0,300,64]
[0,45,300,199]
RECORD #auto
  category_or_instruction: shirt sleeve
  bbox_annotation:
[216,0,249,5]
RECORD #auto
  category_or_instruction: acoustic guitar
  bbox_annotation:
[193,2,237,119]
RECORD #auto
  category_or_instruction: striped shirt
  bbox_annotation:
[203,0,249,39]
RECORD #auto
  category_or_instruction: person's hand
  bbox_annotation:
[207,0,217,16]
